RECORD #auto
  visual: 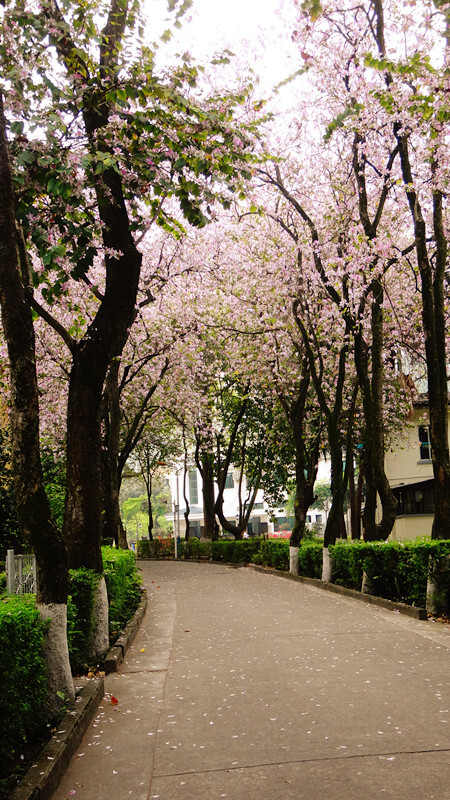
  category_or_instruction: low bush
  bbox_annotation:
[211,538,261,563]
[67,567,101,673]
[248,537,450,607]
[0,572,6,594]
[137,537,174,559]
[67,547,141,670]
[251,538,290,570]
[102,546,142,642]
[180,538,211,560]
[360,539,450,607]
[298,541,323,578]
[330,541,367,590]
[0,596,49,793]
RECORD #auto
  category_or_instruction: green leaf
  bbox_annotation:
[10,120,24,135]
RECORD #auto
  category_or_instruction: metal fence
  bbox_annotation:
[6,549,37,594]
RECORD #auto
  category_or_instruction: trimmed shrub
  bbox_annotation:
[329,541,367,590]
[0,596,49,791]
[67,547,142,670]
[211,538,261,563]
[102,546,141,642]
[297,541,323,578]
[67,567,101,673]
[251,539,290,570]
[138,537,174,559]
[180,538,211,560]
[361,539,450,608]
[0,572,5,594]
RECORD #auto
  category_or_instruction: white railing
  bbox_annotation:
[6,549,37,594]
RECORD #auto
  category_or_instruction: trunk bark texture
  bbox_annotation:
[102,362,128,548]
[195,448,218,541]
[354,289,398,542]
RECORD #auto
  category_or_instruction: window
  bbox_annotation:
[254,502,264,509]
[306,515,312,523]
[190,521,201,538]
[188,469,198,505]
[225,472,234,489]
[315,514,323,524]
[248,518,261,535]
[393,480,434,515]
[418,425,432,461]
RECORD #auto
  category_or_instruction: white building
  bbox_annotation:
[165,466,296,538]
[165,460,332,539]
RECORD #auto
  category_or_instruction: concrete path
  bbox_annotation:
[51,561,450,800]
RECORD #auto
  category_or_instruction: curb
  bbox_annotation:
[9,678,104,800]
[248,564,428,619]
[103,590,147,673]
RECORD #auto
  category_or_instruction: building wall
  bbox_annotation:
[382,406,449,541]
[389,514,433,542]
[384,408,434,488]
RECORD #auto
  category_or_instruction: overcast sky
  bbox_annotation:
[147,0,298,91]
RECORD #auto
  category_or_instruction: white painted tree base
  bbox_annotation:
[38,603,74,714]
[86,576,110,662]
[361,571,374,595]
[322,548,333,582]
[289,546,299,576]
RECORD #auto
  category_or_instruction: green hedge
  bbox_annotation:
[66,548,141,671]
[298,541,323,579]
[249,538,450,608]
[330,541,367,590]
[137,537,174,559]
[138,537,261,563]
[357,540,450,608]
[180,538,211,560]
[102,547,142,642]
[210,538,262,563]
[251,539,290,570]
[67,568,102,673]
[0,596,49,791]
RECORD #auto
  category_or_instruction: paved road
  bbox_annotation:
[51,561,450,800]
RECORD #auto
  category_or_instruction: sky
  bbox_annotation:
[146,0,299,92]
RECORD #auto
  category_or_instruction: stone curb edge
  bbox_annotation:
[247,563,428,619]
[103,590,148,673]
[9,678,104,800]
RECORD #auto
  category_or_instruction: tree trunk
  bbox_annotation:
[352,456,364,540]
[396,139,450,539]
[196,449,217,541]
[102,362,128,549]
[63,168,142,570]
[64,349,106,571]
[354,288,398,542]
[281,364,320,575]
[0,92,73,711]
[375,0,450,540]
[323,422,346,548]
[146,474,154,541]
[183,464,190,541]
